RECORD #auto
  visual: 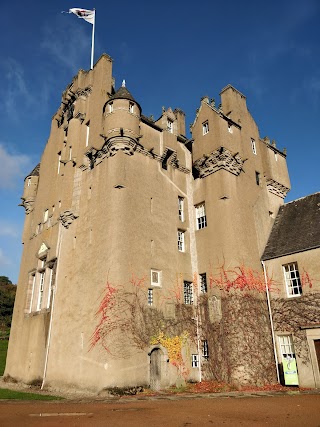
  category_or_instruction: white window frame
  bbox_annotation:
[178,197,184,222]
[195,203,207,230]
[148,288,153,306]
[192,354,199,368]
[167,119,173,133]
[129,102,134,113]
[109,102,113,113]
[43,209,49,223]
[184,281,193,305]
[25,273,36,314]
[202,121,209,135]
[27,177,31,187]
[178,230,185,252]
[151,269,161,287]
[200,273,207,293]
[278,335,295,360]
[85,122,90,147]
[57,152,61,174]
[37,271,45,311]
[283,262,302,297]
[251,138,257,155]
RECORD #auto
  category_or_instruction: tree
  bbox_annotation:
[0,276,16,336]
[0,276,12,286]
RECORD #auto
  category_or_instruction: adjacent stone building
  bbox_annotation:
[5,53,319,392]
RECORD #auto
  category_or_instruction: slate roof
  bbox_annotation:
[24,163,40,180]
[108,86,141,112]
[262,192,320,260]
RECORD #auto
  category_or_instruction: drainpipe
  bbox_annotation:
[41,224,63,390]
[261,260,280,383]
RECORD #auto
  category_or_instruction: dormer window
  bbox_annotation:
[203,121,209,135]
[129,102,134,113]
[167,119,173,133]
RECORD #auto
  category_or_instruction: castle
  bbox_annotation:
[5,54,320,392]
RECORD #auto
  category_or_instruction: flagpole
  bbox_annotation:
[90,9,96,69]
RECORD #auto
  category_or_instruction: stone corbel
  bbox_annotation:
[19,197,35,214]
[59,210,78,229]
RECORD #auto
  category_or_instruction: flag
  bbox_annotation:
[69,8,95,24]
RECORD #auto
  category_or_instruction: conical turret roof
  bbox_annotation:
[24,163,40,180]
[108,85,141,111]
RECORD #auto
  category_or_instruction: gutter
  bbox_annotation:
[41,224,64,390]
[261,260,280,383]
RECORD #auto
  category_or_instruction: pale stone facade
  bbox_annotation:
[5,53,318,392]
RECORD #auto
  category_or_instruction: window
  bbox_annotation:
[200,273,207,293]
[184,281,193,305]
[178,230,185,252]
[109,102,113,113]
[274,152,278,161]
[255,171,260,186]
[27,177,31,187]
[85,121,90,147]
[192,354,199,368]
[202,340,209,360]
[43,209,49,223]
[129,102,134,113]
[25,274,36,314]
[37,271,45,311]
[283,262,302,297]
[69,146,72,160]
[57,151,61,174]
[228,123,233,133]
[148,289,153,306]
[202,121,209,135]
[151,269,161,286]
[178,197,184,222]
[251,138,257,155]
[195,203,207,230]
[278,335,295,360]
[167,119,173,133]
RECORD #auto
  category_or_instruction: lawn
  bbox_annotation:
[0,388,62,400]
[0,340,8,376]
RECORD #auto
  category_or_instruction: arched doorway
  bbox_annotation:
[150,348,162,391]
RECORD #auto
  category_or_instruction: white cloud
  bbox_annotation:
[41,18,91,72]
[0,144,32,189]
[1,58,35,117]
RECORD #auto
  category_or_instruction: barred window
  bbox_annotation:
[184,281,193,305]
[195,203,207,230]
[200,273,207,293]
[202,340,209,360]
[283,262,302,297]
[148,289,153,306]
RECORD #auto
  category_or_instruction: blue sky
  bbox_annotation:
[1,0,319,283]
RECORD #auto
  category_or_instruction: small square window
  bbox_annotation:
[178,197,184,222]
[184,281,193,305]
[283,262,302,297]
[178,230,185,252]
[251,138,257,155]
[202,121,209,135]
[148,289,153,306]
[192,354,199,368]
[200,273,207,293]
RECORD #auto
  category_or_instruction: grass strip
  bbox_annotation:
[0,388,63,400]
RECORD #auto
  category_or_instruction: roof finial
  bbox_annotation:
[122,79,126,87]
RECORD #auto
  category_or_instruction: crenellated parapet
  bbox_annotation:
[79,138,190,174]
[193,147,246,178]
